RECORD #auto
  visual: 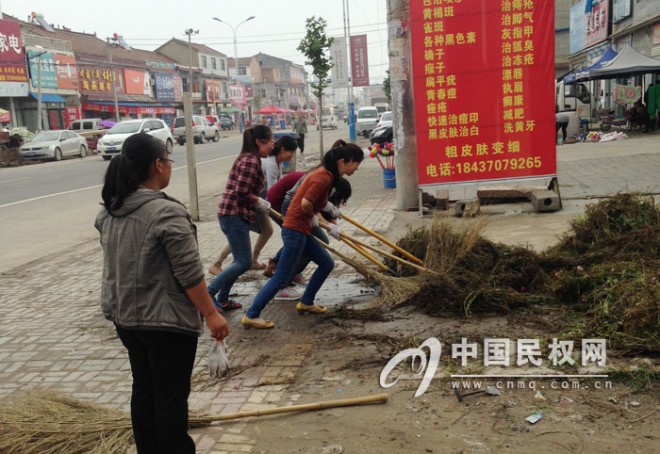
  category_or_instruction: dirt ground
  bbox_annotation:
[209,207,659,454]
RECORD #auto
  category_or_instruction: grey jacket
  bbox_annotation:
[95,189,205,336]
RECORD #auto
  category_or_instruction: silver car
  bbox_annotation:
[19,130,88,161]
[97,118,174,161]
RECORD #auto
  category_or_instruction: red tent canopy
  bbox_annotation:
[257,105,287,114]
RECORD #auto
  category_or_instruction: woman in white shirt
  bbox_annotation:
[209,135,297,275]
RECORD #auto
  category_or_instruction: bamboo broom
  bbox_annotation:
[0,389,387,454]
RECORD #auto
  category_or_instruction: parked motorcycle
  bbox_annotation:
[599,111,629,132]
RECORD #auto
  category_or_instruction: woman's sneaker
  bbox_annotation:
[274,286,303,301]
[291,273,306,286]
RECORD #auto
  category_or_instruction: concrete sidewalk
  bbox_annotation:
[0,133,658,453]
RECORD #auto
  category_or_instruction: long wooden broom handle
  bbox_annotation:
[199,393,389,422]
[341,213,424,265]
[342,237,391,272]
[319,219,435,275]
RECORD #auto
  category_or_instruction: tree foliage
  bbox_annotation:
[297,16,334,101]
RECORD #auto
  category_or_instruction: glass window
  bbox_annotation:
[212,58,217,70]
[201,55,207,68]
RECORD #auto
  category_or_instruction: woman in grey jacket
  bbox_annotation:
[95,133,229,454]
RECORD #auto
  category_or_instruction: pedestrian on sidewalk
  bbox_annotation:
[556,109,570,144]
[95,133,229,454]
[241,144,364,329]
[208,135,297,275]
[293,113,308,154]
[207,125,273,312]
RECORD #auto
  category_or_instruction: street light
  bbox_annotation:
[106,34,121,122]
[212,16,255,131]
[184,28,199,97]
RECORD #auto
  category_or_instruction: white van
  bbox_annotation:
[317,107,338,130]
[356,106,379,138]
[68,118,103,133]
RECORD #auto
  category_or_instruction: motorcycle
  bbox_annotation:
[599,111,629,132]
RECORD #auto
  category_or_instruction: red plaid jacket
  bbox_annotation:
[217,153,264,223]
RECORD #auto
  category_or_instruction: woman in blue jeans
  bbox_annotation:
[207,125,273,311]
[241,144,364,329]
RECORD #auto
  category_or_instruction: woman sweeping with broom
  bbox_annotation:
[241,143,364,329]
[95,133,229,454]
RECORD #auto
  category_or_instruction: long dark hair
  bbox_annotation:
[101,133,165,211]
[241,124,272,157]
[271,135,297,156]
[321,143,364,190]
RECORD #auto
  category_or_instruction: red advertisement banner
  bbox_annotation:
[64,106,80,128]
[0,19,28,83]
[124,69,145,95]
[55,53,79,90]
[410,0,556,186]
[350,34,370,87]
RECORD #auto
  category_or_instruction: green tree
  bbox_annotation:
[383,70,391,103]
[297,16,334,158]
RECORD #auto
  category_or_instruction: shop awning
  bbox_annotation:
[30,93,66,103]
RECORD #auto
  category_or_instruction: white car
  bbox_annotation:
[19,130,88,161]
[97,118,174,161]
[375,111,393,129]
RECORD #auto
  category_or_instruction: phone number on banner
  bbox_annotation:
[429,156,544,177]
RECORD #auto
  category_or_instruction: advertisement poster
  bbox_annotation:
[350,34,370,87]
[54,53,79,90]
[27,48,57,89]
[154,72,176,102]
[64,106,80,128]
[330,36,349,88]
[0,19,28,85]
[409,0,556,187]
[124,69,145,95]
[585,0,609,48]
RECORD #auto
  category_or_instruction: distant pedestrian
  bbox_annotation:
[293,114,308,154]
[556,110,570,144]
[95,133,229,454]
[207,125,274,312]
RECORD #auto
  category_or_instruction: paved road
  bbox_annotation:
[0,126,348,274]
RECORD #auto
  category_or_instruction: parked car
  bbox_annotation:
[356,106,379,138]
[375,111,393,129]
[19,130,88,161]
[369,126,393,145]
[97,118,173,161]
[67,118,103,133]
[316,107,338,130]
[172,115,219,145]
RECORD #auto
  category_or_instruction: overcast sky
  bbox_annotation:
[0,0,390,85]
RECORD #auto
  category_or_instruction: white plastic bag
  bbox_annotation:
[208,339,230,378]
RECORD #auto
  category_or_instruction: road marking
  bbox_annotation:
[0,155,235,208]
[0,177,29,184]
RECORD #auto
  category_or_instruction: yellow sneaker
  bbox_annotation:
[295,302,328,314]
[240,316,275,329]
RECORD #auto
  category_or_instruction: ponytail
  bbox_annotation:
[100,133,165,211]
[322,143,364,194]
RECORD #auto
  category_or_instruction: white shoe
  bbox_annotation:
[274,286,303,301]
[292,273,306,286]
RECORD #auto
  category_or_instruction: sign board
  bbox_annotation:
[409,0,556,187]
[350,34,370,87]
[0,19,29,95]
[330,36,349,88]
[585,0,609,48]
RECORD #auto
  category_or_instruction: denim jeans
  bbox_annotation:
[208,215,252,302]
[273,225,329,275]
[116,325,197,454]
[246,227,334,318]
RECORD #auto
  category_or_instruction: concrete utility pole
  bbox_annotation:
[106,35,121,122]
[388,0,419,211]
[184,28,200,221]
[343,0,356,142]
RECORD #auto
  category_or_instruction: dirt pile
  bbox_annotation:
[382,193,660,353]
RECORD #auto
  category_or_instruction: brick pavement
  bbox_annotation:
[0,134,658,453]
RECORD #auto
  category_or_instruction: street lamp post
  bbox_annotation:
[212,16,255,132]
[36,51,43,131]
[106,34,121,122]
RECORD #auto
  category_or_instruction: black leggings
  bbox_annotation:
[556,121,568,141]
